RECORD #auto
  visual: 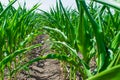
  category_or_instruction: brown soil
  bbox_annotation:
[17,59,62,80]
[16,35,63,80]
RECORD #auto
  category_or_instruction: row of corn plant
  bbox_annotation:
[0,0,42,80]
[34,0,120,80]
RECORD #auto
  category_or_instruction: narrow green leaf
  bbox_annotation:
[0,44,41,69]
[0,0,17,17]
[93,0,120,11]
[44,26,68,40]
[87,64,120,80]
[80,1,107,71]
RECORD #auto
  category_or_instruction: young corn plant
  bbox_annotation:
[0,1,41,80]
[39,0,120,79]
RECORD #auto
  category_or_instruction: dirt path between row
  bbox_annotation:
[17,35,63,80]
